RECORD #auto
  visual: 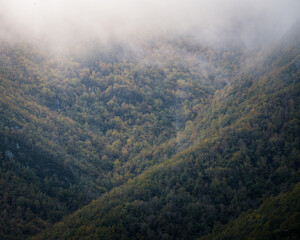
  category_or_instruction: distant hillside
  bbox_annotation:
[0,38,243,239]
[35,27,300,239]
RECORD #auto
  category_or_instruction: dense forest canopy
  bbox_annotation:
[0,1,300,239]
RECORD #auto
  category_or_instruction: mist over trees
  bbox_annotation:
[0,0,299,51]
[0,1,300,239]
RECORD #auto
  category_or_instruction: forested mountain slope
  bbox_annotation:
[0,38,243,239]
[199,182,300,240]
[36,28,300,239]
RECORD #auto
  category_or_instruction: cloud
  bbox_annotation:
[0,0,299,50]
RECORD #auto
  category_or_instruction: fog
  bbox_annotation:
[0,0,299,51]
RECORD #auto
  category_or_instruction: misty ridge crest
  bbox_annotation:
[0,0,300,52]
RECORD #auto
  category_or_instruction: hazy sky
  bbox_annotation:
[0,0,299,49]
